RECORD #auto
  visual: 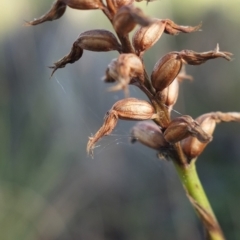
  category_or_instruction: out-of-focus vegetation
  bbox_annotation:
[0,1,240,239]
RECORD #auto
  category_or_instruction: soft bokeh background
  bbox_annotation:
[1,0,240,239]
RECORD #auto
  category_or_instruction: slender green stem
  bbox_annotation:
[173,160,225,240]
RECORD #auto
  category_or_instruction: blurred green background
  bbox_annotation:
[0,0,240,239]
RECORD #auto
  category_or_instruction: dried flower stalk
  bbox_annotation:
[27,1,239,239]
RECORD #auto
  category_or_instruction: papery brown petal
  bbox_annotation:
[87,111,118,157]
[113,5,152,34]
[133,19,166,55]
[107,54,144,96]
[77,29,122,52]
[25,1,66,26]
[49,43,83,76]
[151,52,182,92]
[112,98,157,120]
[131,121,169,150]
[103,58,118,83]
[163,19,202,35]
[179,44,232,65]
[164,115,212,144]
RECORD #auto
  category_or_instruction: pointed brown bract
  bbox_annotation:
[164,115,212,144]
[25,0,104,26]
[25,1,66,26]
[113,5,152,35]
[105,54,144,96]
[151,52,182,92]
[50,30,121,76]
[133,19,166,56]
[179,44,232,65]
[182,112,240,161]
[49,43,83,77]
[87,98,157,156]
[87,111,118,157]
[163,19,202,35]
[131,121,169,150]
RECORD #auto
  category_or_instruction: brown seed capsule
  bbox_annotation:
[76,30,122,52]
[160,78,179,112]
[160,66,193,112]
[164,115,212,144]
[181,111,240,160]
[131,121,169,150]
[113,98,157,120]
[87,98,157,156]
[113,5,152,35]
[151,52,182,92]
[25,0,104,26]
[133,19,166,56]
[49,30,121,76]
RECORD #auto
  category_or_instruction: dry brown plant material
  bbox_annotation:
[87,98,157,155]
[182,112,240,161]
[27,1,238,238]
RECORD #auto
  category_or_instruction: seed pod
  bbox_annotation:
[25,0,104,26]
[113,98,157,120]
[160,78,179,112]
[181,111,240,160]
[131,121,169,150]
[133,19,166,56]
[160,66,193,112]
[49,30,121,76]
[76,30,122,52]
[151,52,182,92]
[87,98,157,156]
[164,115,212,144]
[113,5,152,34]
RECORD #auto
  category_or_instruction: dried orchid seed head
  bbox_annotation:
[133,19,166,56]
[131,121,169,150]
[163,115,212,144]
[151,52,182,92]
